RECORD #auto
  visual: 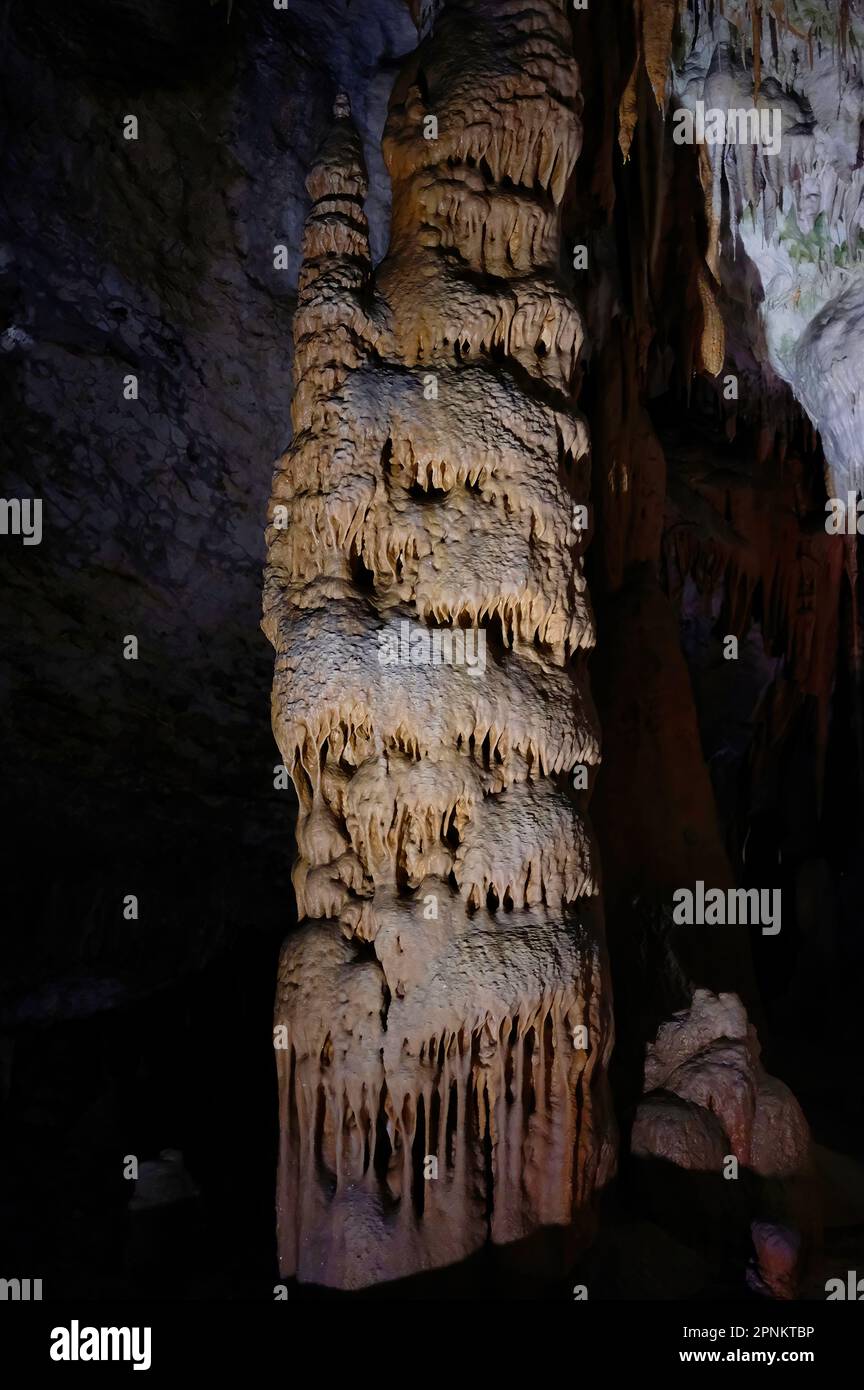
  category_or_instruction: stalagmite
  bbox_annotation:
[263,0,615,1289]
[634,990,811,1180]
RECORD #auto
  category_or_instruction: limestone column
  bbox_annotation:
[263,0,615,1290]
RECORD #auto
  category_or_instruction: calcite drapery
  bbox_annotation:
[668,0,864,496]
[263,0,615,1289]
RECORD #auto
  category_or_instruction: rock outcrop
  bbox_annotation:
[633,989,811,1180]
[263,0,615,1288]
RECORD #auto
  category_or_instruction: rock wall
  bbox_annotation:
[669,0,864,499]
[564,0,854,1179]
[263,0,615,1288]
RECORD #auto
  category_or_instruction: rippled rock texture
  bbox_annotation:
[264,0,615,1288]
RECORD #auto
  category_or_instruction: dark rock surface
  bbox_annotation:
[0,0,414,977]
[0,0,413,1298]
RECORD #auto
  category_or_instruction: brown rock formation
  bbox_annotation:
[747,1221,802,1300]
[634,989,811,1180]
[262,0,615,1289]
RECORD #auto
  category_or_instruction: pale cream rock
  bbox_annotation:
[264,0,614,1288]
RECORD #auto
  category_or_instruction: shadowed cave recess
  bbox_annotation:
[2,0,864,1300]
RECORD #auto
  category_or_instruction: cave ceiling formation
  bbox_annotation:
[672,0,864,499]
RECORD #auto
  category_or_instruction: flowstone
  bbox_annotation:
[263,0,615,1288]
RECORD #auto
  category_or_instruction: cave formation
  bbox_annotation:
[263,1,615,1288]
[261,0,850,1290]
[3,0,864,1307]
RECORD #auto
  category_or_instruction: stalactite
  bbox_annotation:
[750,0,763,99]
[662,0,864,494]
[644,0,679,110]
[263,0,615,1289]
[696,264,726,375]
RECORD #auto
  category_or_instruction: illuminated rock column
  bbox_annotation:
[263,0,615,1290]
